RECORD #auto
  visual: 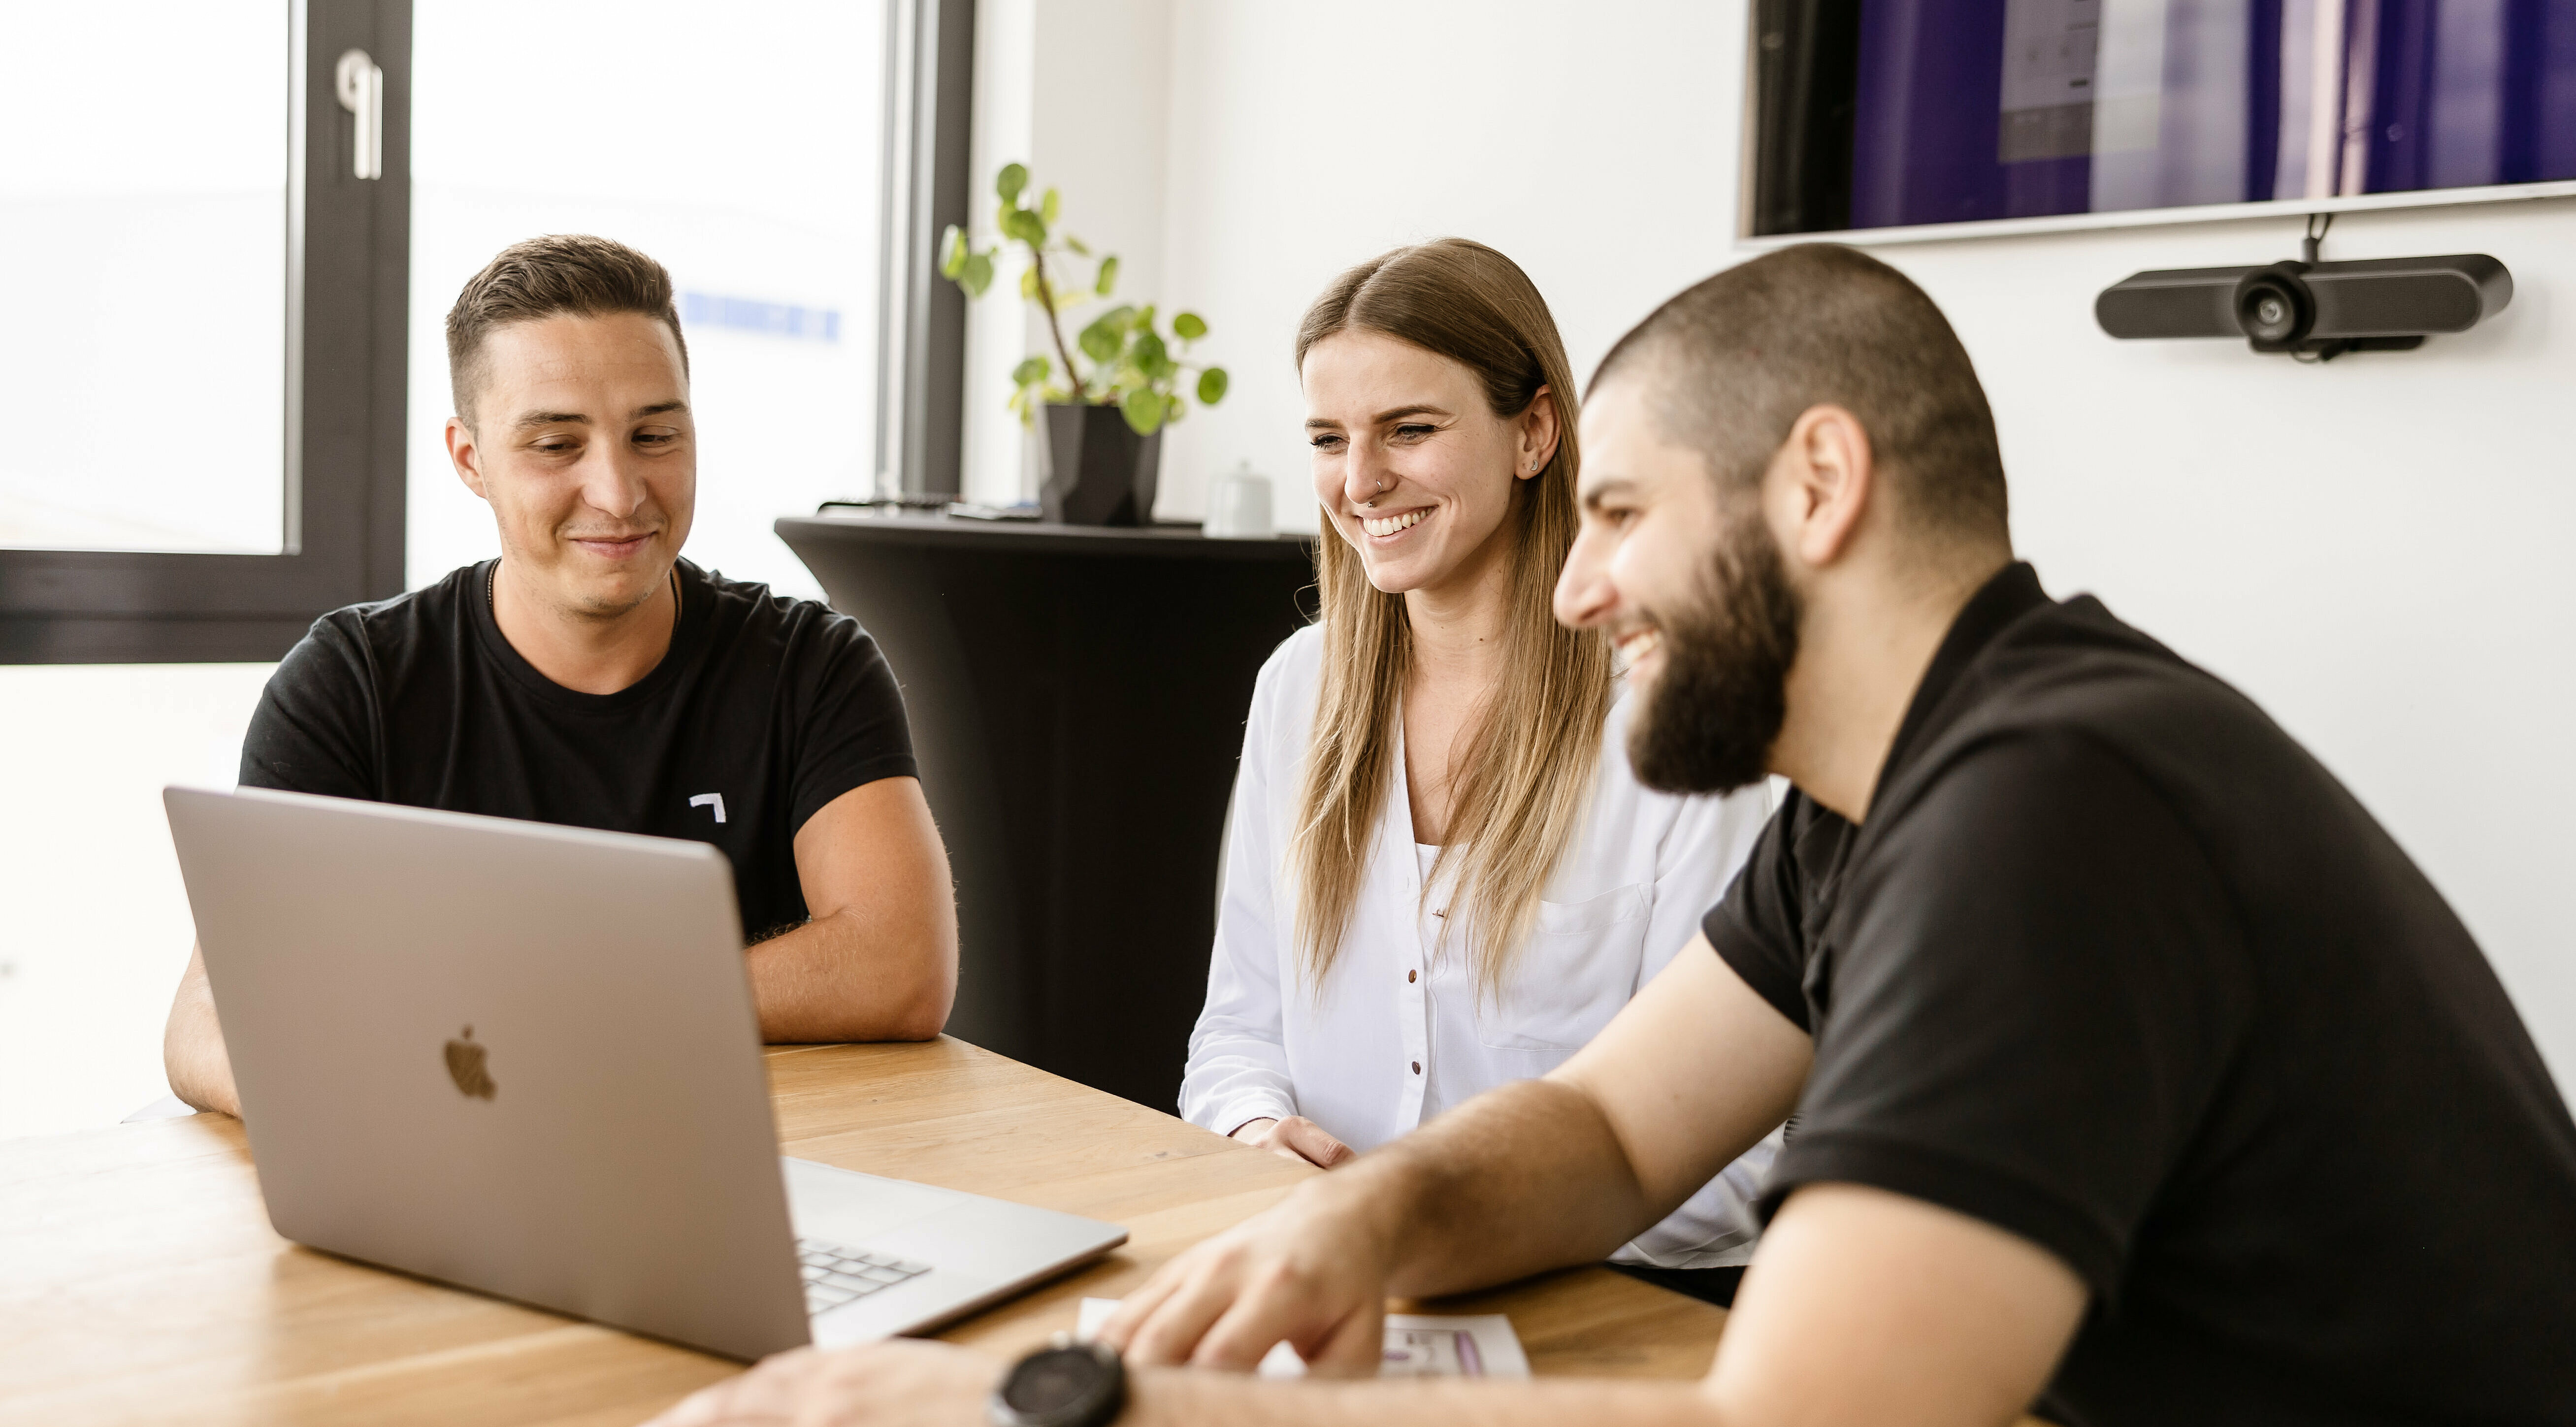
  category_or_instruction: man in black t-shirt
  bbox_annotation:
[165,235,957,1118]
[664,247,2576,1425]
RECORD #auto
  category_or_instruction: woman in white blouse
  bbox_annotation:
[1180,239,1781,1284]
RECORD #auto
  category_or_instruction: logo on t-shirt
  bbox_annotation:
[689,792,727,825]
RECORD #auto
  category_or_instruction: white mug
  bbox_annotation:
[1203,461,1275,539]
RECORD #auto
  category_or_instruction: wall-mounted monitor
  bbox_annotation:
[1746,0,2576,241]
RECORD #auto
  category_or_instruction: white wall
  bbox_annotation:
[0,665,272,1138]
[1894,204,2576,1097]
[980,0,2576,1084]
[962,0,1177,505]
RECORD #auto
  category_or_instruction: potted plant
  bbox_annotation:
[941,163,1228,526]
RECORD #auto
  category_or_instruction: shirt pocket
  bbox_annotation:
[1474,882,1654,1052]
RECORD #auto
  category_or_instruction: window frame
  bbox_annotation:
[876,0,975,499]
[0,0,410,665]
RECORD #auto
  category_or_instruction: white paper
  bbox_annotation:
[1075,1297,1530,1379]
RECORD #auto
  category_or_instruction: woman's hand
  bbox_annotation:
[1229,1115,1356,1169]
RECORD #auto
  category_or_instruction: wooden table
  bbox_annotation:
[1,1038,1727,1425]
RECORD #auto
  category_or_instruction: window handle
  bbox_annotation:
[335,48,383,181]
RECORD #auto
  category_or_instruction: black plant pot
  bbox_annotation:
[1040,402,1162,526]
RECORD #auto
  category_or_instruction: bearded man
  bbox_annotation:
[653,245,2576,1427]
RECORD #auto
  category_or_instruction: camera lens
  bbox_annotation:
[2239,282,2297,341]
[2232,264,2314,349]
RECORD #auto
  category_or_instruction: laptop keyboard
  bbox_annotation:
[797,1236,932,1316]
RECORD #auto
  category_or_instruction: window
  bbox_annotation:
[2,5,290,555]
[0,0,409,662]
[1,0,975,653]
[405,0,900,600]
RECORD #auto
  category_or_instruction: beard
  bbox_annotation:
[1626,516,1804,795]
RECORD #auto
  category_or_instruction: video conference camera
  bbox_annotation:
[2095,252,2511,361]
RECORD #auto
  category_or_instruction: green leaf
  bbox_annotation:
[1078,306,1135,363]
[1000,208,1047,245]
[1164,395,1187,424]
[1132,331,1168,374]
[1040,187,1060,224]
[940,226,968,279]
[1011,355,1050,387]
[1095,255,1119,297]
[1120,388,1166,434]
[1173,311,1207,341]
[959,252,994,297]
[996,162,1028,204]
[1063,234,1091,256]
[1197,367,1229,405]
[1019,264,1040,300]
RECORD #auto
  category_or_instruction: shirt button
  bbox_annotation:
[1406,969,1417,983]
[1411,1062,1421,1075]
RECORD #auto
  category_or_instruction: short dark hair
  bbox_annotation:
[1592,244,2007,542]
[445,234,689,428]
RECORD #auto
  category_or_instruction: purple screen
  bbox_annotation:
[1773,0,2576,233]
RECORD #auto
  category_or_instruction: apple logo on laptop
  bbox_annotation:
[444,1026,498,1100]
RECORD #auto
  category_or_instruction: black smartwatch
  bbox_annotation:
[988,1339,1125,1427]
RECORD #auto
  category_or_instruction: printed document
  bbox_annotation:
[1075,1297,1529,1379]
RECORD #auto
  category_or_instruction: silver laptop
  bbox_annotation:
[164,784,1126,1362]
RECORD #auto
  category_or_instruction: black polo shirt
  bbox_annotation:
[239,558,917,941]
[1707,563,2576,1426]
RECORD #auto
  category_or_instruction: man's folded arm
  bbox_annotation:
[1116,1181,2089,1427]
[1545,933,1812,1243]
[750,775,957,1042]
[163,944,240,1116]
[1380,939,1814,1297]
[1107,939,1811,1377]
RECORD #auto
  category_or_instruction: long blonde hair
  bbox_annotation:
[1288,239,1613,999]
